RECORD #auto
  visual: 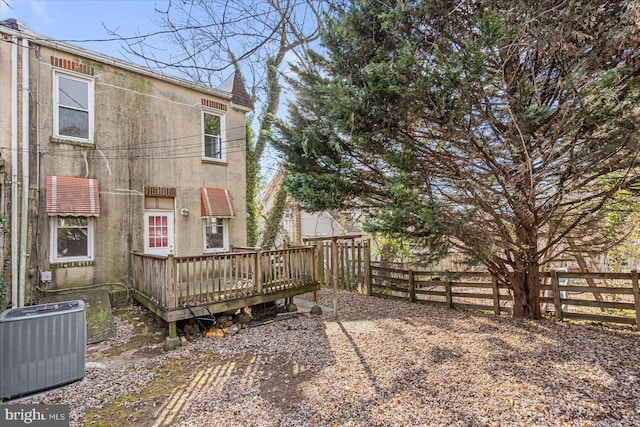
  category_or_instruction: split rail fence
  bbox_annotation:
[307,239,640,328]
[369,264,640,328]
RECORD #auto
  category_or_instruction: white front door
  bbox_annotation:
[144,211,174,256]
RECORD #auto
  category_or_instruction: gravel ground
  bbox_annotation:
[16,289,640,426]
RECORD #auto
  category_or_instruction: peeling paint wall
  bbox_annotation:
[29,46,248,290]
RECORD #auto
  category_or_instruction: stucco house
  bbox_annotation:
[0,19,253,308]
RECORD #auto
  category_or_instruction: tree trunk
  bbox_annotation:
[260,184,288,249]
[510,258,541,319]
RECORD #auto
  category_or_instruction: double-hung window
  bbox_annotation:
[200,188,234,253]
[204,217,228,252]
[202,111,225,161]
[51,217,94,262]
[54,71,94,142]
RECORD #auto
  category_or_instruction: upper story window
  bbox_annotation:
[202,111,225,162]
[54,71,94,142]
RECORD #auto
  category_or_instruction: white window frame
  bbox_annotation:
[201,109,226,162]
[53,71,95,143]
[50,216,94,263]
[203,217,229,253]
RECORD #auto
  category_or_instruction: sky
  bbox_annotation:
[0,0,170,65]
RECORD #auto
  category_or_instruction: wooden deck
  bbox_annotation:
[131,247,320,326]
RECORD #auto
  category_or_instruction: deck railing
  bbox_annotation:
[132,247,317,310]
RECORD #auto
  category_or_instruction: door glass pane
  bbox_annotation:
[148,215,169,249]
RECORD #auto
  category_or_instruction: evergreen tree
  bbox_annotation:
[275,0,640,318]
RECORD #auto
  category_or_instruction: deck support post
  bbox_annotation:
[163,321,181,351]
[285,296,298,312]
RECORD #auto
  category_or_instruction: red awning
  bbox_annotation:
[200,188,235,218]
[46,176,100,216]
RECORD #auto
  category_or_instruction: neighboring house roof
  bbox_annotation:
[219,73,254,111]
[0,18,21,31]
[0,18,251,108]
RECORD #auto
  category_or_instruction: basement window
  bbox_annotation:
[51,216,94,262]
[46,176,100,263]
[204,217,228,252]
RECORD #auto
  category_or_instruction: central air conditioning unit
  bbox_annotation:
[0,300,86,400]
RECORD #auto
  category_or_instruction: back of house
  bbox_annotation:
[0,19,253,308]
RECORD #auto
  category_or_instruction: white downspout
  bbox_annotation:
[19,37,30,307]
[10,37,19,308]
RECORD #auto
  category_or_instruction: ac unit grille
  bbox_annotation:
[0,300,86,399]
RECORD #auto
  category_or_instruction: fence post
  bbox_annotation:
[255,250,263,294]
[631,269,640,329]
[318,244,325,287]
[445,272,453,309]
[167,255,176,310]
[408,269,416,303]
[363,240,372,296]
[491,274,500,315]
[332,238,339,316]
[551,270,563,321]
[356,241,362,293]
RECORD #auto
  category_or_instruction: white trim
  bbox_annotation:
[201,109,226,162]
[53,70,94,143]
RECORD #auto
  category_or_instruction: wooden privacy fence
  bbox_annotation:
[370,263,640,328]
[315,239,370,293]
[132,247,316,310]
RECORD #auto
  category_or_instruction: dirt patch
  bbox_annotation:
[87,306,166,369]
[258,356,316,412]
[78,304,310,426]
[79,355,209,426]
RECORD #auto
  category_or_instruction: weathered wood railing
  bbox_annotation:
[370,264,640,328]
[132,247,317,310]
[316,240,370,291]
[131,254,172,309]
